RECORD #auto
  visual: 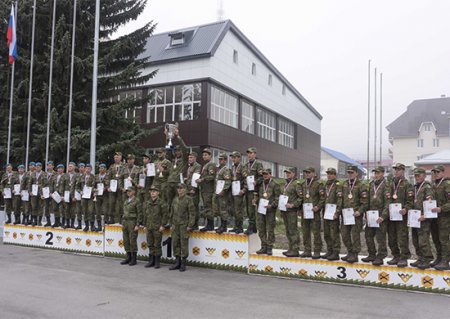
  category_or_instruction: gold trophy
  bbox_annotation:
[164,122,178,150]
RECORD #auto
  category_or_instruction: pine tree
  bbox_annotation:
[0,0,157,167]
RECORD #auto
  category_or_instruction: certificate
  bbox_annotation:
[3,188,12,199]
[191,173,201,188]
[97,183,104,196]
[21,190,29,202]
[124,178,132,190]
[408,209,421,228]
[42,187,50,199]
[52,191,62,204]
[232,181,241,196]
[82,186,92,199]
[302,203,314,219]
[389,203,403,221]
[367,210,380,228]
[139,174,146,188]
[278,195,289,212]
[215,180,225,194]
[179,173,184,184]
[423,200,437,218]
[324,204,337,220]
[110,179,118,192]
[246,176,255,191]
[64,191,70,203]
[32,184,39,196]
[342,208,355,225]
[146,163,155,177]
[75,191,81,201]
[14,184,21,195]
[258,199,269,215]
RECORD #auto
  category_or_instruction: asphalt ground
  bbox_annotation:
[0,240,449,319]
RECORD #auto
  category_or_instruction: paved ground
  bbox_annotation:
[0,241,448,319]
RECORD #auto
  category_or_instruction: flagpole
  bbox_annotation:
[366,59,371,179]
[45,0,57,170]
[379,73,383,163]
[66,0,77,167]
[374,67,377,167]
[25,0,37,171]
[6,1,17,164]
[90,0,100,172]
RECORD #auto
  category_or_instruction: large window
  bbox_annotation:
[146,83,201,123]
[256,107,276,142]
[241,100,254,134]
[278,117,295,148]
[121,90,143,123]
[210,85,238,128]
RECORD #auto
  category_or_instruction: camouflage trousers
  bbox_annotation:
[200,191,214,220]
[64,202,77,220]
[44,198,55,219]
[245,192,257,227]
[53,203,64,219]
[256,208,276,249]
[213,192,230,221]
[323,218,341,253]
[13,196,23,220]
[30,196,44,217]
[146,227,163,256]
[172,223,190,258]
[387,219,411,260]
[281,210,300,251]
[95,196,108,219]
[166,183,179,209]
[365,221,388,258]
[411,219,433,262]
[188,189,200,227]
[122,219,138,253]
[431,214,450,260]
[232,195,245,228]
[301,211,322,253]
[341,216,363,254]
[81,199,95,222]
[109,192,123,223]
[4,198,13,214]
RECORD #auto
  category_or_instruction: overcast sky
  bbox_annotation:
[118,0,450,160]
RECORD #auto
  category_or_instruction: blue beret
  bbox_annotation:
[35,162,42,166]
[68,161,76,166]
[47,160,54,165]
[78,163,85,168]
[86,163,92,168]
[57,164,65,169]
[29,162,36,166]
[99,163,106,168]
[18,164,25,169]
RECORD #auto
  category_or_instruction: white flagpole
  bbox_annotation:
[366,59,371,179]
[90,0,100,172]
[7,2,17,164]
[45,0,57,170]
[66,0,77,168]
[25,0,37,171]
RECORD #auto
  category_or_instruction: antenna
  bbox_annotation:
[217,0,224,21]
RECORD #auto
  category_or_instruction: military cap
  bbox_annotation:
[431,165,445,172]
[114,151,122,157]
[176,183,187,189]
[392,163,406,170]
[127,154,135,160]
[142,153,151,159]
[78,163,85,168]
[86,163,92,168]
[230,151,241,157]
[284,167,295,173]
[126,186,136,192]
[413,167,426,175]
[326,168,337,175]
[57,164,65,169]
[202,148,212,155]
[303,166,315,173]
[35,162,42,167]
[247,147,257,153]
[149,185,160,192]
[17,164,25,169]
[262,168,272,174]
[68,161,76,166]
[372,166,385,173]
[156,148,166,153]
[189,151,198,157]
[99,163,107,168]
[347,165,358,172]
[29,162,36,167]
[218,153,227,160]
[47,160,54,165]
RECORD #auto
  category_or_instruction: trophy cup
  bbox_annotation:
[165,122,178,150]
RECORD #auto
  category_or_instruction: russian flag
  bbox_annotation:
[7,4,17,64]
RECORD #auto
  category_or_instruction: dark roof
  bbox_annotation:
[386,97,450,138]
[142,20,322,120]
[321,147,365,172]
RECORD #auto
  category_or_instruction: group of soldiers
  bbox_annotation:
[2,128,450,272]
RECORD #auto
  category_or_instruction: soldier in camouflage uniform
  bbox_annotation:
[198,148,216,232]
[94,163,109,230]
[243,147,264,235]
[255,168,281,256]
[230,151,247,233]
[29,162,48,226]
[108,152,126,224]
[63,162,78,229]
[213,153,232,234]
[137,154,154,212]
[79,164,96,231]
[21,162,35,225]
[385,163,411,268]
[14,165,26,224]
[52,164,66,228]
[121,154,140,209]
[169,183,195,272]
[321,168,342,261]
[430,165,450,270]
[0,163,16,224]
[43,161,56,227]
[166,130,189,208]
[281,167,303,257]
[362,166,389,266]
[341,165,368,264]
[185,152,201,229]
[74,163,85,229]
[152,149,172,205]
[120,186,142,266]
[300,167,325,259]
[409,167,434,270]
[143,186,168,269]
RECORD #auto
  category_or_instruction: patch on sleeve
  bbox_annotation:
[361,191,367,198]
[407,191,414,198]
[337,192,343,198]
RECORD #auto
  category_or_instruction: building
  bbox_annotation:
[415,149,450,178]
[320,147,365,179]
[386,96,450,168]
[124,20,322,177]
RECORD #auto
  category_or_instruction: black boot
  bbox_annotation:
[61,217,66,228]
[31,216,37,226]
[5,213,11,224]
[52,218,59,228]
[70,218,75,229]
[154,255,161,269]
[244,222,255,235]
[37,216,43,226]
[96,219,102,232]
[13,214,20,225]
[129,252,137,266]
[83,221,90,232]
[145,254,155,268]
[120,252,131,265]
[169,257,181,270]
[179,257,187,272]
[231,220,243,234]
[76,219,82,230]
[63,218,70,229]
[90,221,97,232]
[44,217,51,227]
[23,215,29,225]
[216,221,227,234]
[200,219,214,232]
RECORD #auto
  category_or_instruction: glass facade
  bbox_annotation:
[211,85,239,128]
[256,107,276,142]
[241,100,255,134]
[278,117,295,148]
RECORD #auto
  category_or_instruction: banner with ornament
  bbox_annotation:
[3,224,104,255]
[104,225,260,271]
[249,252,450,293]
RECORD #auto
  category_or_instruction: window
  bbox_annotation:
[210,85,238,128]
[252,63,256,76]
[259,159,276,176]
[146,83,201,123]
[423,123,432,131]
[170,32,184,46]
[121,90,143,123]
[417,139,424,148]
[433,138,440,147]
[282,84,286,95]
[256,107,276,142]
[277,164,291,178]
[233,50,238,64]
[241,100,254,134]
[278,117,295,148]
[268,74,272,86]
